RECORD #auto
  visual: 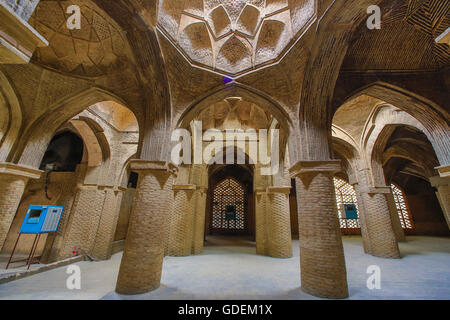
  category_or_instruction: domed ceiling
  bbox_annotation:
[28,0,132,77]
[158,0,315,75]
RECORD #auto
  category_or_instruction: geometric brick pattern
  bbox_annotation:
[211,178,246,232]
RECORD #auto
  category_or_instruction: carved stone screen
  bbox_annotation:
[211,177,246,234]
[334,177,361,233]
[391,183,414,230]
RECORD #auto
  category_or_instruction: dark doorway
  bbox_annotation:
[39,131,84,172]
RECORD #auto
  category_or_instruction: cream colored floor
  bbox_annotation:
[0,236,449,300]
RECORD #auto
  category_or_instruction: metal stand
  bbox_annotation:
[6,233,47,270]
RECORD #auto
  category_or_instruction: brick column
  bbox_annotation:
[192,186,207,254]
[356,169,400,259]
[91,186,126,260]
[430,174,450,229]
[386,191,406,242]
[167,184,196,256]
[291,160,348,299]
[57,185,105,259]
[255,189,268,255]
[266,187,292,258]
[115,161,174,295]
[0,163,41,250]
[351,182,372,254]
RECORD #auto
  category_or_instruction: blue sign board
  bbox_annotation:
[344,204,358,219]
[20,205,64,234]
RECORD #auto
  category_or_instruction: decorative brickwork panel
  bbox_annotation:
[211,178,246,233]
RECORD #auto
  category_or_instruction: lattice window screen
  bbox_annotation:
[333,177,360,229]
[391,184,414,229]
[212,178,245,231]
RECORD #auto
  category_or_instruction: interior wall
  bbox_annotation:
[1,171,78,255]
[396,175,450,236]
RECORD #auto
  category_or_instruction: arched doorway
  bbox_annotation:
[206,164,254,239]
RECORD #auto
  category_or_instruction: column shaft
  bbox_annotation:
[167,185,195,256]
[91,188,125,260]
[430,175,450,229]
[115,161,173,294]
[386,191,406,242]
[292,161,348,299]
[266,188,292,258]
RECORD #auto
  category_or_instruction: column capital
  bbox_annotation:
[435,165,450,178]
[129,160,177,175]
[360,185,392,195]
[266,186,291,194]
[430,175,450,187]
[289,160,341,178]
[172,184,197,191]
[0,162,42,180]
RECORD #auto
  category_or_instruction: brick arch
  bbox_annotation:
[331,136,359,183]
[175,83,293,164]
[12,87,135,169]
[175,83,293,130]
[0,70,23,162]
[350,83,450,166]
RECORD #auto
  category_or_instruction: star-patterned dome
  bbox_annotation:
[158,0,315,75]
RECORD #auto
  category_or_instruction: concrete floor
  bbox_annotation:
[0,236,449,300]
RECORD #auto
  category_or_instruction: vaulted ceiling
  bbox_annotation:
[157,0,315,75]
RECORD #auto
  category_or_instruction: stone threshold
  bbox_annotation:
[0,255,86,285]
